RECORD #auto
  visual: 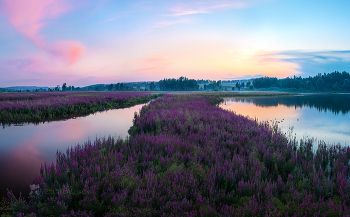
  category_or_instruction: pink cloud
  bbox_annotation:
[45,41,84,66]
[131,55,171,75]
[1,0,69,41]
[0,0,84,66]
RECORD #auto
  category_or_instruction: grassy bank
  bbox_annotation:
[5,93,350,216]
[0,92,163,125]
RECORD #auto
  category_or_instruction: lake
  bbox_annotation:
[0,103,146,199]
[1,93,350,200]
[220,93,350,147]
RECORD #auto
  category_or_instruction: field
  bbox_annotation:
[0,92,162,125]
[3,93,350,216]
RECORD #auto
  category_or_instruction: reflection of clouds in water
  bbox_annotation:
[0,134,48,197]
[220,96,350,147]
[0,103,147,198]
[220,100,300,121]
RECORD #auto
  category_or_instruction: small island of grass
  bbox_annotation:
[0,92,163,126]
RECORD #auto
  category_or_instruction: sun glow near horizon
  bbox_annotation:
[0,0,350,86]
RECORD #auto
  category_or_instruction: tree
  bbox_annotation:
[115,83,120,91]
[62,83,67,91]
[149,82,156,91]
[204,84,207,90]
[332,82,340,91]
[55,85,60,91]
[159,77,198,91]
[108,84,114,91]
[236,82,241,91]
[217,80,222,90]
[212,81,217,90]
[344,79,350,90]
[316,78,324,90]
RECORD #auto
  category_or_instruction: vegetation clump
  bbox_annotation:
[0,92,162,125]
[5,93,350,216]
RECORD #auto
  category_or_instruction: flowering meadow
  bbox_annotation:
[5,93,350,216]
[0,92,161,124]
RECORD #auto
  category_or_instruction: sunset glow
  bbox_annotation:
[1,0,350,86]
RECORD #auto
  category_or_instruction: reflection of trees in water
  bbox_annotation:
[226,94,350,115]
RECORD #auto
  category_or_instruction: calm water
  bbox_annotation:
[2,94,350,200]
[0,103,146,199]
[220,93,350,147]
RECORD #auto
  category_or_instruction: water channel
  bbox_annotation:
[0,103,146,199]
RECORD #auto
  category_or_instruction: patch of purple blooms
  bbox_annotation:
[0,92,160,124]
[7,93,350,216]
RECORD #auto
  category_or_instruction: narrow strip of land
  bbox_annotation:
[0,92,163,125]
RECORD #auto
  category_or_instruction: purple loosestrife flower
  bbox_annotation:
[8,93,350,216]
[0,92,159,124]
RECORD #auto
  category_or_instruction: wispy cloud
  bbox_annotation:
[165,1,247,17]
[152,19,190,27]
[258,50,350,64]
[258,50,350,76]
[101,15,127,23]
[222,74,264,80]
[166,9,210,16]
[0,0,84,66]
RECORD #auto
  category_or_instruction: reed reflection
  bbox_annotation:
[225,93,350,115]
[220,93,350,148]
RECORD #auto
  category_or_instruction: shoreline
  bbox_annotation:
[4,93,350,216]
[0,92,163,126]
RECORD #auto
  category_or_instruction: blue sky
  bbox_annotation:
[0,0,350,86]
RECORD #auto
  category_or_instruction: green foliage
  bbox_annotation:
[159,76,199,91]
[0,197,11,216]
[344,79,350,90]
[62,83,67,91]
[253,71,350,91]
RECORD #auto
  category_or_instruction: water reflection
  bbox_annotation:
[220,93,350,148]
[228,93,350,115]
[0,103,145,199]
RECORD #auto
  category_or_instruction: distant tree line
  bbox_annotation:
[158,76,199,91]
[204,80,222,90]
[253,71,350,91]
[3,72,349,93]
[107,83,134,91]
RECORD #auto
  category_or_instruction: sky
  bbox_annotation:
[1,0,350,87]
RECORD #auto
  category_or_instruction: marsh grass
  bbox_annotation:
[6,92,350,216]
[0,92,163,125]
